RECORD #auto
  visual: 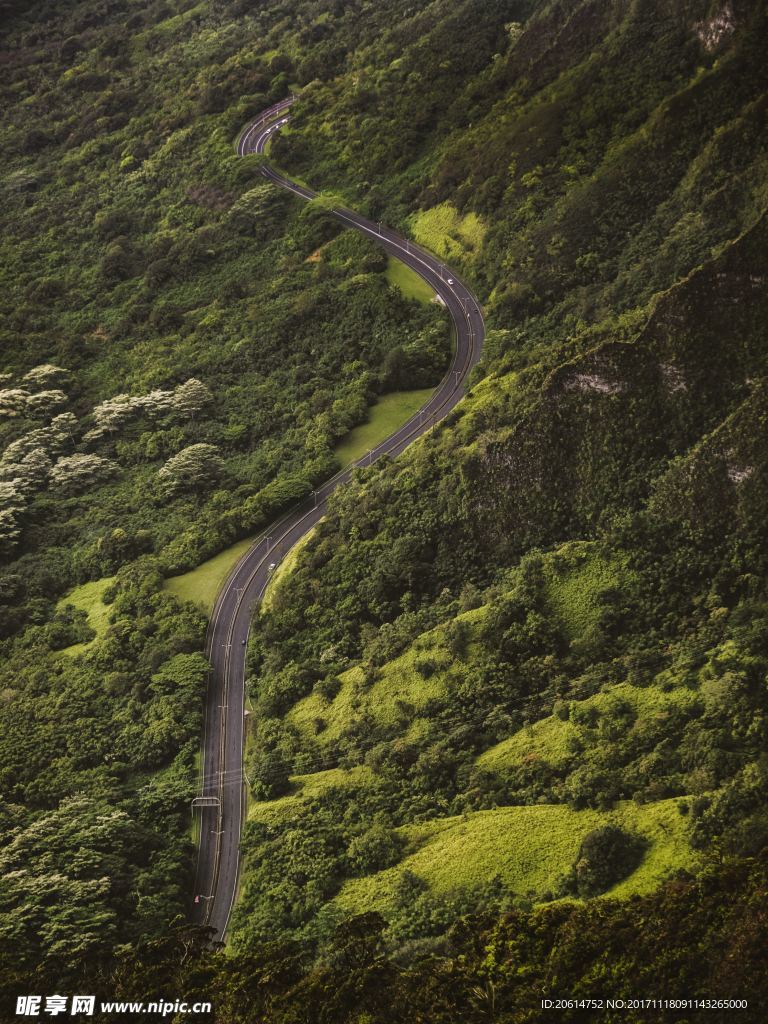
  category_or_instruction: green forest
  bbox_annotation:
[1,0,767,1021]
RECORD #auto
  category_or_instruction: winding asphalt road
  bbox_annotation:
[192,97,485,941]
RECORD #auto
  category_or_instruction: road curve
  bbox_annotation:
[192,97,485,941]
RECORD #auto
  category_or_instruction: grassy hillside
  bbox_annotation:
[335,800,695,915]
[55,574,116,655]
[235,518,758,949]
[478,681,700,774]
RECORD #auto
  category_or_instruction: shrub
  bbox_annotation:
[561,825,647,897]
[346,824,403,875]
[315,675,342,702]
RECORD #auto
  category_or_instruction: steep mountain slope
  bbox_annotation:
[238,0,768,964]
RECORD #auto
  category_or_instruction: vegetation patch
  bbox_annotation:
[478,681,701,774]
[333,389,434,468]
[260,528,317,614]
[248,766,371,825]
[282,608,487,745]
[56,576,116,656]
[408,202,487,263]
[164,536,256,613]
[384,256,436,304]
[334,799,695,916]
[544,541,629,642]
[478,714,575,772]
[288,638,449,743]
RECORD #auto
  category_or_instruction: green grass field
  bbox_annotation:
[334,389,434,468]
[478,681,700,774]
[334,798,696,916]
[479,715,576,772]
[248,766,371,825]
[287,652,446,744]
[56,576,116,656]
[163,536,255,613]
[384,256,435,304]
[289,606,486,743]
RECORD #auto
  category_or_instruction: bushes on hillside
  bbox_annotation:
[559,824,647,897]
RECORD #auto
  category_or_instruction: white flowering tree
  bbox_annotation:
[171,378,212,418]
[136,388,175,418]
[2,413,77,465]
[51,411,76,433]
[0,389,30,418]
[0,448,52,492]
[22,364,72,390]
[25,389,68,416]
[50,454,119,494]
[87,380,210,441]
[157,443,223,496]
[0,479,26,553]
[90,394,140,437]
[0,507,21,551]
[0,478,25,510]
